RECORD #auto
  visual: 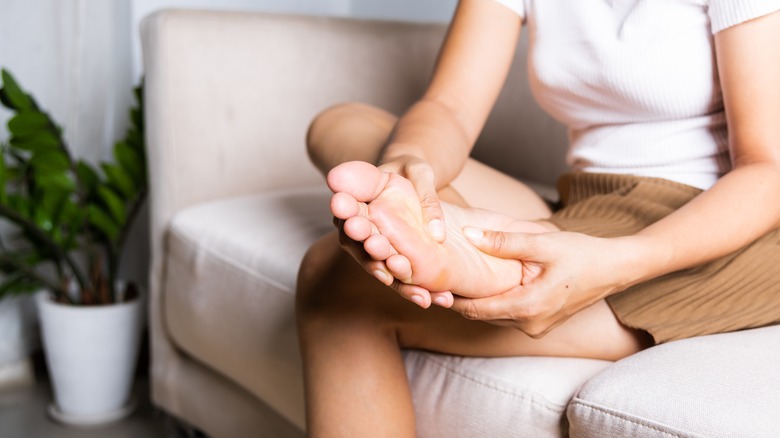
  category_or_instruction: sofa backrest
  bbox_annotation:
[143,10,567,213]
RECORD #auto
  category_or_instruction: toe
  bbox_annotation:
[364,234,396,260]
[343,216,375,242]
[331,192,361,220]
[386,254,413,283]
[327,161,388,202]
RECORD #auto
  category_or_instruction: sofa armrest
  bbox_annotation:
[141,8,449,414]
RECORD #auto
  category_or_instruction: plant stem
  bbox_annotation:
[0,203,89,292]
[0,253,71,303]
[112,189,146,299]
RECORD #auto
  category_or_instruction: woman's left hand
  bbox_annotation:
[450,228,637,338]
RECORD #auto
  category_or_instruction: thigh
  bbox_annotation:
[449,158,552,221]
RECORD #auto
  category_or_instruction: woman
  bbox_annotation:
[296,0,780,435]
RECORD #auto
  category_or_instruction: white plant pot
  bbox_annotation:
[36,290,144,426]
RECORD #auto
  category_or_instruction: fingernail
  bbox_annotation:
[463,227,483,242]
[373,270,391,285]
[433,296,450,307]
[428,219,445,240]
[411,295,426,308]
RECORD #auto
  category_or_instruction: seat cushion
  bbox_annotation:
[568,325,780,437]
[407,352,611,437]
[164,186,333,429]
[164,185,612,435]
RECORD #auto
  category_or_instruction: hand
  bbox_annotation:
[379,155,447,243]
[334,217,455,309]
[449,228,633,338]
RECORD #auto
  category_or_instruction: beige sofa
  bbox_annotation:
[141,9,780,437]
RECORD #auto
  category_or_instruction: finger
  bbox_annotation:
[369,257,436,313]
[449,290,521,321]
[430,291,454,308]
[337,221,381,265]
[386,254,413,283]
[366,262,393,286]
[405,163,446,242]
[462,227,540,259]
[393,283,433,309]
[364,234,397,261]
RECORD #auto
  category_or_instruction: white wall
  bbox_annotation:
[0,0,133,162]
[350,0,456,21]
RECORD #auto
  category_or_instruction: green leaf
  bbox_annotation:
[7,112,49,138]
[59,208,85,251]
[76,160,100,195]
[113,142,143,184]
[101,163,134,198]
[87,203,119,241]
[6,194,31,218]
[131,107,143,132]
[39,188,70,229]
[97,186,126,224]
[0,152,7,204]
[33,208,53,232]
[0,69,32,111]
[30,150,70,173]
[35,172,75,192]
[10,130,60,152]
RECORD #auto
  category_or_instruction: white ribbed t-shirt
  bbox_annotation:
[491,0,780,189]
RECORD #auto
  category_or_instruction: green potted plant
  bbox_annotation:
[0,68,147,426]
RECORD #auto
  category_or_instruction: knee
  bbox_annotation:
[296,234,339,317]
[306,102,364,168]
[296,233,401,333]
[306,102,395,172]
[296,232,365,330]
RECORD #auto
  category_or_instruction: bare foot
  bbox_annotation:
[328,161,550,298]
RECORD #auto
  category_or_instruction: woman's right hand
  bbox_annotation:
[378,154,447,243]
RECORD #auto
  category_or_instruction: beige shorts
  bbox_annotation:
[548,172,780,344]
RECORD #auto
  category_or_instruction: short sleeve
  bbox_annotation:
[708,0,780,33]
[490,0,525,19]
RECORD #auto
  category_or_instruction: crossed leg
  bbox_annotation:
[298,102,651,437]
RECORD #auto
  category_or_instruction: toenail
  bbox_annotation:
[410,295,425,308]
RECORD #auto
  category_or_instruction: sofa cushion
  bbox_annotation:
[164,186,333,428]
[407,352,612,437]
[568,325,780,438]
[165,186,612,435]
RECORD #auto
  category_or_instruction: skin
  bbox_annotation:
[296,0,780,435]
[328,160,551,298]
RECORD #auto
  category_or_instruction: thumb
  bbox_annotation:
[462,227,539,259]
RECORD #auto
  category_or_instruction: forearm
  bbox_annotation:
[615,163,780,289]
[379,98,473,189]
